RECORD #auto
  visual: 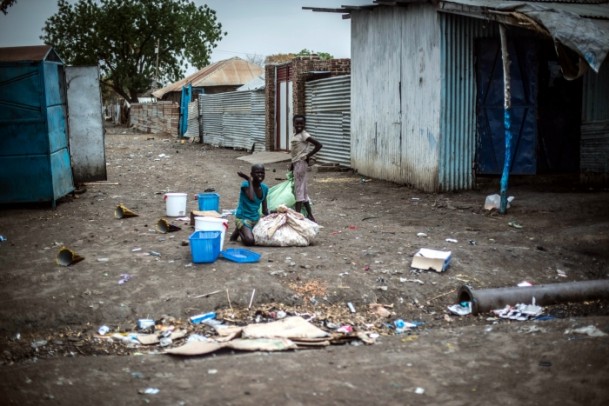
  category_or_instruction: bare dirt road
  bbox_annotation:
[1,125,608,405]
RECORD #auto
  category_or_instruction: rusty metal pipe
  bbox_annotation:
[458,280,609,315]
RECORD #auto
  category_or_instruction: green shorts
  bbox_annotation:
[235,217,258,230]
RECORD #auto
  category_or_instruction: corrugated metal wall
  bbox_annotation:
[200,90,266,151]
[439,13,497,191]
[185,100,199,138]
[305,75,351,167]
[351,5,442,191]
[581,63,609,179]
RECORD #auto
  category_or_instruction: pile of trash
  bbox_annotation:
[92,303,424,357]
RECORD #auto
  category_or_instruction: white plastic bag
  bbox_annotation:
[253,205,320,247]
[484,194,514,210]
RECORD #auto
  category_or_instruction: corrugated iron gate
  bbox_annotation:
[305,75,351,167]
[185,100,199,138]
[200,90,266,151]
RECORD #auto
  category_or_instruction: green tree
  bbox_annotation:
[1,0,17,14]
[42,0,225,102]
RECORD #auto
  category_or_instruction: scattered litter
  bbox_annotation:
[518,281,533,287]
[399,278,424,285]
[157,218,181,233]
[508,221,523,229]
[369,303,392,318]
[114,204,138,219]
[97,258,109,263]
[0,235,7,242]
[208,369,218,375]
[137,319,155,332]
[393,319,422,334]
[484,194,514,210]
[56,246,85,266]
[347,302,356,313]
[411,248,452,272]
[415,387,425,395]
[139,388,159,395]
[445,238,458,243]
[492,299,543,320]
[556,269,567,278]
[98,325,110,335]
[416,232,427,237]
[118,274,132,285]
[159,337,172,347]
[564,325,607,337]
[248,289,256,309]
[447,302,472,316]
[131,247,142,252]
[149,251,161,257]
[31,340,48,349]
[189,312,216,325]
[336,325,353,334]
[192,290,222,299]
[187,334,210,343]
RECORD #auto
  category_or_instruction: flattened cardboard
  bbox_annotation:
[226,338,297,352]
[242,316,329,339]
[165,341,225,356]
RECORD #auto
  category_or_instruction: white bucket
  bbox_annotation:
[164,193,188,217]
[194,216,229,251]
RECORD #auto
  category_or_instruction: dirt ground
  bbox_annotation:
[1,124,608,405]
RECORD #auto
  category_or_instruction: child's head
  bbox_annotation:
[293,115,306,132]
[250,164,265,182]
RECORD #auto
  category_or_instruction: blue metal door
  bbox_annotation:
[475,38,538,175]
[179,84,192,137]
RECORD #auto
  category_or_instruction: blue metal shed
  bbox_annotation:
[0,45,74,206]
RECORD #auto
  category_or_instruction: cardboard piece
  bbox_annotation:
[242,316,329,339]
[165,341,225,356]
[411,248,452,272]
[226,338,297,352]
[137,329,188,345]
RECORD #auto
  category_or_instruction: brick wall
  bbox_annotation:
[130,101,180,137]
[265,56,351,151]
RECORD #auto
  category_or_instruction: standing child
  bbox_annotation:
[290,115,322,222]
[229,164,269,246]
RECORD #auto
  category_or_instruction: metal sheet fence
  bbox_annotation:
[305,75,351,167]
[200,90,266,151]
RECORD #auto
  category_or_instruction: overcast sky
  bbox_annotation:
[0,0,371,63]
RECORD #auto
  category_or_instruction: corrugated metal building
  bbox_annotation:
[310,0,609,191]
[200,89,266,151]
[152,57,264,103]
[305,75,352,167]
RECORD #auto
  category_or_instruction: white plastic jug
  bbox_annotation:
[194,216,229,251]
[164,193,187,217]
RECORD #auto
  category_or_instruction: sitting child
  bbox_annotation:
[229,164,269,246]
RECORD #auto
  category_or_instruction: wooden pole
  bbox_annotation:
[499,24,512,215]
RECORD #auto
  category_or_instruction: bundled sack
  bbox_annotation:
[253,205,320,247]
[260,172,296,214]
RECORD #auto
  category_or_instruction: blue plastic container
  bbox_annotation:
[197,192,220,212]
[221,248,261,263]
[189,230,221,263]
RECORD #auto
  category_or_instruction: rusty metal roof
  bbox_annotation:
[0,45,63,63]
[152,57,264,99]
